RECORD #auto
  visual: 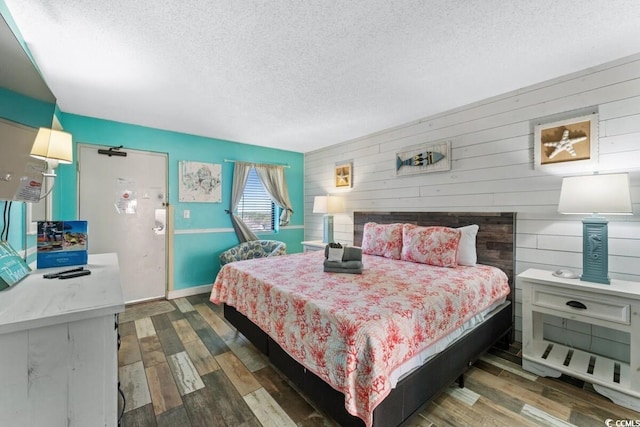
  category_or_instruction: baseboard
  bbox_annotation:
[167,283,213,300]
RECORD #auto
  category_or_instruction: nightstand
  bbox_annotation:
[301,240,326,252]
[519,268,640,411]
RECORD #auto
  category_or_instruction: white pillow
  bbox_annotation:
[457,224,479,266]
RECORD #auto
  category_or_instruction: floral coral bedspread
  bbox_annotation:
[210,251,510,427]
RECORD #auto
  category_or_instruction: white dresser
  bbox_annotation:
[0,253,125,427]
[519,268,640,411]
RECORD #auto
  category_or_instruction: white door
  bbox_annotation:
[78,144,167,303]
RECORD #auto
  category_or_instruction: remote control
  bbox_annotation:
[43,266,84,279]
[58,270,92,279]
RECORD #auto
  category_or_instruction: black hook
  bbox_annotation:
[97,145,127,157]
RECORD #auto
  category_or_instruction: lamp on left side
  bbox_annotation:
[313,195,344,243]
[29,127,73,200]
[30,127,73,173]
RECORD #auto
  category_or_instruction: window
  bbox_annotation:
[237,168,276,231]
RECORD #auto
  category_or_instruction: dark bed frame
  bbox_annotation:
[223,211,516,426]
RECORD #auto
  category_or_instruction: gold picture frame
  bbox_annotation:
[335,162,352,188]
[534,113,598,171]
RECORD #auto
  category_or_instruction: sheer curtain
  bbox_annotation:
[254,163,294,226]
[227,162,258,242]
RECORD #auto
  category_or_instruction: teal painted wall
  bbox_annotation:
[0,88,56,257]
[0,87,55,128]
[57,112,304,291]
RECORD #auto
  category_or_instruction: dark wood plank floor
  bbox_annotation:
[118,296,640,427]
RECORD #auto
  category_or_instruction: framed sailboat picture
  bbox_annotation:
[396,140,451,176]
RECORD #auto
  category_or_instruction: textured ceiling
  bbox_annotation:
[5,1,640,153]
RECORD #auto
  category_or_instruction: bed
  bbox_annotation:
[211,211,515,426]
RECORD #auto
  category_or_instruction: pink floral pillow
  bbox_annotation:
[361,222,403,259]
[401,224,461,267]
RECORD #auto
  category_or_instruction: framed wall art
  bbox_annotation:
[534,113,598,171]
[396,140,451,176]
[335,162,352,188]
[178,161,222,202]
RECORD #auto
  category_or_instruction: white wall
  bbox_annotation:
[304,54,640,354]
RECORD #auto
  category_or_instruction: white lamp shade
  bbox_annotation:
[558,173,633,215]
[30,128,73,165]
[313,195,344,214]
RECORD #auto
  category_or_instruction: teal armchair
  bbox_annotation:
[219,240,287,266]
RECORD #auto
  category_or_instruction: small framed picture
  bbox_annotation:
[534,113,598,171]
[396,140,451,176]
[335,162,352,188]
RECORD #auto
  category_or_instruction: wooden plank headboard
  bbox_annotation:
[354,212,516,324]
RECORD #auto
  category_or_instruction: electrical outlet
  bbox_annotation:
[183,209,190,219]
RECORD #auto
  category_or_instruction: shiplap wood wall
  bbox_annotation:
[304,54,640,355]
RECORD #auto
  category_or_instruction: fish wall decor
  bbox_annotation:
[396,150,445,171]
[395,140,452,175]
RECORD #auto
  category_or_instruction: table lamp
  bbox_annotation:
[558,172,633,284]
[313,195,344,243]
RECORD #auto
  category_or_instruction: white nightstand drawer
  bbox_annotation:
[532,288,630,325]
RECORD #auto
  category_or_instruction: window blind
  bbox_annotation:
[237,168,274,231]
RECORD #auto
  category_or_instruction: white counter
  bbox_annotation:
[0,252,125,334]
[0,252,125,427]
